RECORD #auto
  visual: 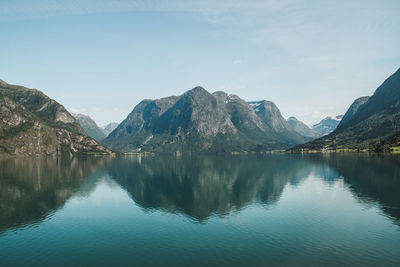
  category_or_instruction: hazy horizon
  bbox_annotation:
[1,0,399,126]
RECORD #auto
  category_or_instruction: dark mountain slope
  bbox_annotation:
[292,68,400,151]
[102,95,180,152]
[340,68,400,129]
[338,96,370,128]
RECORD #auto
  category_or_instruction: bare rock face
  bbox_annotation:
[103,86,309,153]
[0,94,59,155]
[0,80,111,155]
[214,92,265,134]
[55,106,75,124]
[249,100,291,133]
[154,87,237,137]
[0,95,26,127]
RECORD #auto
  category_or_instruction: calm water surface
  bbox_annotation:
[0,154,399,266]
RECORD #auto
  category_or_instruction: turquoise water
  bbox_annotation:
[0,154,399,266]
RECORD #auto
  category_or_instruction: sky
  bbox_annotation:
[0,0,399,126]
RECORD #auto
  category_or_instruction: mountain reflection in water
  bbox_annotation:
[0,156,109,233]
[0,154,399,230]
[107,155,314,220]
[309,153,400,225]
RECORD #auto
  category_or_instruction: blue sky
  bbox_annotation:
[1,0,399,126]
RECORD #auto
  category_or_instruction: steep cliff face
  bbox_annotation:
[103,87,309,153]
[0,80,111,155]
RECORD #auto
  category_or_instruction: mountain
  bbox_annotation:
[0,80,111,155]
[102,87,309,153]
[102,122,118,136]
[287,117,321,138]
[338,96,370,127]
[247,100,310,144]
[73,113,106,142]
[311,115,343,136]
[293,67,400,152]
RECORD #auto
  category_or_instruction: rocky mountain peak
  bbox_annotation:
[154,87,236,137]
[183,86,210,99]
[103,86,309,153]
[248,100,291,133]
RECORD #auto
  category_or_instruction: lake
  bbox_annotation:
[0,154,399,266]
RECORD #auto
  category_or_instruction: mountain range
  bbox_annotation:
[293,68,400,152]
[0,80,111,155]
[1,66,399,155]
[102,87,310,153]
[287,115,344,139]
[72,114,119,142]
[311,115,343,136]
